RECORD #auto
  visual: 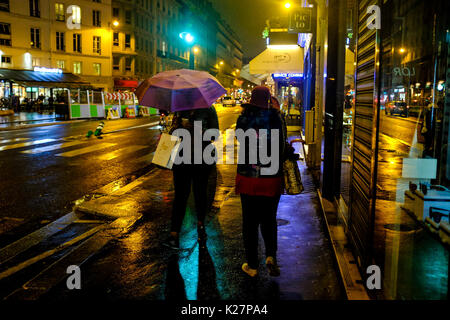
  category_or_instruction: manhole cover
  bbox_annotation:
[384,223,420,232]
[277,219,290,226]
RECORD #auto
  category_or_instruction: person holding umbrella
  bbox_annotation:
[135,69,224,249]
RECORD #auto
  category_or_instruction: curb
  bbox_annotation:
[317,189,370,300]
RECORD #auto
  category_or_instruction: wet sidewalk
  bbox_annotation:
[38,139,345,300]
[0,111,63,130]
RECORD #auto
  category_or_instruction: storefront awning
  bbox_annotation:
[0,68,90,88]
[249,46,304,75]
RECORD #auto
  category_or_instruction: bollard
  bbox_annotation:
[86,130,94,138]
[94,121,105,138]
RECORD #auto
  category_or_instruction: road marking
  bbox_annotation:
[380,133,412,147]
[0,138,58,151]
[5,216,139,300]
[56,142,116,157]
[112,170,155,195]
[133,152,155,164]
[0,138,30,144]
[96,145,148,161]
[20,140,89,154]
[0,224,104,281]
[104,121,159,135]
[0,212,78,265]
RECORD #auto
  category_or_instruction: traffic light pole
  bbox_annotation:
[189,47,195,70]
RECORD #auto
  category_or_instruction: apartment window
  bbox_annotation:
[0,22,10,35]
[112,8,119,18]
[55,3,64,21]
[125,57,132,71]
[0,0,10,12]
[72,6,81,24]
[30,28,40,48]
[73,33,81,52]
[93,36,101,54]
[32,57,40,67]
[113,56,120,70]
[73,61,81,74]
[92,10,101,27]
[113,32,119,46]
[93,63,101,75]
[125,33,131,48]
[0,38,10,46]
[56,31,65,51]
[1,56,11,65]
[56,60,65,70]
[125,10,131,24]
[29,0,40,17]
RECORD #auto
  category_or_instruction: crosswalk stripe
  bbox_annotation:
[96,145,148,161]
[0,138,30,144]
[21,140,89,154]
[56,143,117,158]
[0,139,58,152]
[134,152,155,164]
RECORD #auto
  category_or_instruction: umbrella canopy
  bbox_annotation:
[135,69,226,112]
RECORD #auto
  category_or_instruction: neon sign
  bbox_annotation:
[272,73,303,78]
[34,67,63,74]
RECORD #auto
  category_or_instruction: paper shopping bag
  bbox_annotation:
[152,132,181,169]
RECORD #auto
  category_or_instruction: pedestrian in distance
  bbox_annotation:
[166,106,219,249]
[235,86,292,278]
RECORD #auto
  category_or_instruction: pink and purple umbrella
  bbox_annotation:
[135,69,226,112]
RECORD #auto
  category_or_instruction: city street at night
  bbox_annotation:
[0,105,343,301]
[0,0,449,313]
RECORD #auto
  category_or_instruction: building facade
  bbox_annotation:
[0,0,113,93]
[110,0,243,91]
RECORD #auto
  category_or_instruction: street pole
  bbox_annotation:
[322,0,347,200]
[189,47,195,70]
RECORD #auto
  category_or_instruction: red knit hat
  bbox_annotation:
[250,86,271,109]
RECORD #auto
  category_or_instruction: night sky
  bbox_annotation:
[209,0,288,61]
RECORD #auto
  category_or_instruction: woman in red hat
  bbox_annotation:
[235,86,289,277]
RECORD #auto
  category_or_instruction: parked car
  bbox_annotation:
[222,96,236,106]
[385,101,409,117]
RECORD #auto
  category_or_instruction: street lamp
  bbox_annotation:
[112,20,119,27]
[179,32,194,44]
[399,47,406,54]
[180,32,196,69]
[284,2,291,9]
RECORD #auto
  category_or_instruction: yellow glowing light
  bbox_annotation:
[399,48,406,54]
[284,3,291,9]
[219,61,224,65]
[267,45,299,49]
[113,20,119,27]
[236,69,240,73]
[193,46,199,53]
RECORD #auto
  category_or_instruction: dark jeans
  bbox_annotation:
[240,194,281,269]
[171,164,212,233]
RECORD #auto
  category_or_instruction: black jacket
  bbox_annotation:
[236,104,287,177]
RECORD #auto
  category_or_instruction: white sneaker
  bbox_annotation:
[242,263,258,277]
